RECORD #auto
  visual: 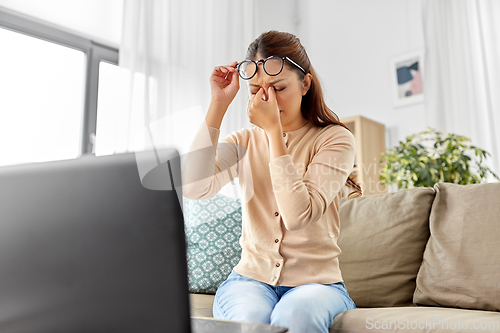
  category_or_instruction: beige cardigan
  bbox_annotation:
[182,120,356,287]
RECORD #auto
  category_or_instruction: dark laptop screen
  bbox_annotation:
[0,150,191,333]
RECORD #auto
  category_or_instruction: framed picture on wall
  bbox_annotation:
[389,49,424,108]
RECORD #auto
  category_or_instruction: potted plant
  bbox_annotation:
[379,127,499,190]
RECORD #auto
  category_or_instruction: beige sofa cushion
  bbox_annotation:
[189,293,215,318]
[189,293,500,333]
[330,306,500,333]
[338,187,435,307]
[414,182,500,312]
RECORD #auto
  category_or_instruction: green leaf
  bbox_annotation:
[380,127,496,189]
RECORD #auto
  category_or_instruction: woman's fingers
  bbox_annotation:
[213,61,237,73]
[267,86,276,102]
[226,61,238,71]
[210,62,239,94]
[223,64,237,79]
[254,87,264,102]
[211,75,228,85]
[218,66,230,76]
[212,66,230,76]
[223,69,232,80]
[212,65,237,83]
[247,99,251,117]
[229,68,240,88]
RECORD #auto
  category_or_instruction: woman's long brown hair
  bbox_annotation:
[246,30,362,199]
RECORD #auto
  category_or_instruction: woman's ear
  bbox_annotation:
[302,73,312,96]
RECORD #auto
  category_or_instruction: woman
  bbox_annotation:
[182,30,360,333]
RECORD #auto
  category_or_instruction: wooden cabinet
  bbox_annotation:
[340,115,387,196]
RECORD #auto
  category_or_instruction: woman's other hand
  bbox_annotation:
[247,86,281,134]
[210,61,239,108]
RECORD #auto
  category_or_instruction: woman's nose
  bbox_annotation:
[262,88,269,101]
[258,86,268,101]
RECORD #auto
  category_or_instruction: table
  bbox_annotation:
[191,317,288,333]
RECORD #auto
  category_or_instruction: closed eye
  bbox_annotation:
[250,87,284,94]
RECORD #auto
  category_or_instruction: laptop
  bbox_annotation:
[0,149,191,332]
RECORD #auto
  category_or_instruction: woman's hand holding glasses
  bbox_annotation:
[209,61,240,110]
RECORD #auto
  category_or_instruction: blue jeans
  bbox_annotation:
[213,270,356,333]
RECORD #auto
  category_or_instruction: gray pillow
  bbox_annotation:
[338,187,435,307]
[414,182,500,311]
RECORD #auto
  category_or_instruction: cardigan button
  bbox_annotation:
[274,212,279,216]
[276,263,280,267]
[283,133,286,137]
[275,239,279,243]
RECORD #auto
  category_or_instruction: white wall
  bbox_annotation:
[254,0,301,38]
[1,0,424,148]
[0,0,123,47]
[254,0,425,149]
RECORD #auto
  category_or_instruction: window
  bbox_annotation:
[95,61,122,156]
[0,10,118,167]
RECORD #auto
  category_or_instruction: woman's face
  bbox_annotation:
[246,55,311,131]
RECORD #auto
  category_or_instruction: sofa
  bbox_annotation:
[186,182,500,332]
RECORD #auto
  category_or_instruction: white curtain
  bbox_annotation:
[115,0,256,156]
[422,0,500,180]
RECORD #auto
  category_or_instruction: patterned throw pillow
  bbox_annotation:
[183,193,242,294]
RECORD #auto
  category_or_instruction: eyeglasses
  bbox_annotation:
[237,55,306,80]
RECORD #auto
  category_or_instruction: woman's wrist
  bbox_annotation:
[267,127,287,160]
[205,101,228,129]
[210,96,232,109]
[265,125,283,138]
